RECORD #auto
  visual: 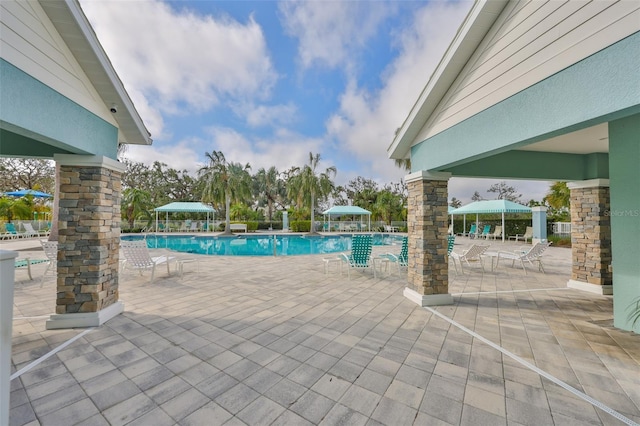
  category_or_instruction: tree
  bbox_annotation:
[544,181,570,210]
[287,152,336,234]
[254,166,285,224]
[0,196,32,223]
[346,177,378,210]
[449,197,462,208]
[199,151,252,234]
[393,158,411,172]
[471,191,483,201]
[121,188,152,229]
[373,189,404,225]
[487,181,521,202]
[0,158,54,194]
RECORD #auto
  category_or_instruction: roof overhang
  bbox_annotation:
[387,0,508,160]
[39,0,152,146]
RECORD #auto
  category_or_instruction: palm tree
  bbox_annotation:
[545,181,570,210]
[254,166,284,226]
[199,151,252,234]
[0,196,32,223]
[121,188,152,229]
[287,152,336,234]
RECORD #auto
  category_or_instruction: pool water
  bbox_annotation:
[122,234,405,256]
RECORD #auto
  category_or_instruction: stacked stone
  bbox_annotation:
[57,165,121,314]
[570,186,612,286]
[406,178,449,296]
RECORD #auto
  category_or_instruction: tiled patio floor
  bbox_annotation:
[6,236,640,425]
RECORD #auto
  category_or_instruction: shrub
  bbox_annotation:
[548,235,571,247]
[290,220,311,232]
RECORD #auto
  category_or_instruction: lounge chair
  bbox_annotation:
[120,240,174,283]
[189,221,200,232]
[447,224,454,235]
[508,226,533,243]
[40,240,58,286]
[24,222,48,238]
[450,244,490,274]
[487,226,502,240]
[3,223,25,239]
[461,224,477,238]
[478,225,491,239]
[496,242,551,274]
[380,236,408,274]
[340,234,376,279]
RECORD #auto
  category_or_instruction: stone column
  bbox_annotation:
[566,179,612,295]
[403,171,453,306]
[46,155,125,329]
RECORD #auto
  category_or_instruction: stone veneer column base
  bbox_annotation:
[404,287,453,307]
[46,301,124,330]
[567,280,613,296]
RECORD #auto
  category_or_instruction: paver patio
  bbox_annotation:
[6,236,640,425]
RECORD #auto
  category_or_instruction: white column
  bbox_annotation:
[1,250,18,426]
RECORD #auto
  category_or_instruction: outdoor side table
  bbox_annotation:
[323,257,342,275]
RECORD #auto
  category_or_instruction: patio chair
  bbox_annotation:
[447,224,454,235]
[462,224,477,239]
[450,244,490,274]
[487,225,502,240]
[478,225,491,239]
[24,223,48,238]
[120,240,174,283]
[4,223,25,239]
[496,242,551,274]
[380,236,408,274]
[40,240,58,286]
[508,226,533,243]
[340,234,376,279]
[189,221,199,232]
[447,235,457,274]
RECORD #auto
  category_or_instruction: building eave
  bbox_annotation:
[39,0,152,146]
[387,0,508,160]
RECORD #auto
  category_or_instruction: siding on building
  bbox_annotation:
[414,0,640,145]
[0,0,115,124]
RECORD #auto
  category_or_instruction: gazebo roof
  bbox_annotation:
[154,202,214,213]
[323,206,371,215]
[450,200,531,214]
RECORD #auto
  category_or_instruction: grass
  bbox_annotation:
[548,234,571,247]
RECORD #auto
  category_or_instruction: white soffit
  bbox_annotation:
[518,123,608,154]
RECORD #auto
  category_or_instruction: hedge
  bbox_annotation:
[290,220,311,232]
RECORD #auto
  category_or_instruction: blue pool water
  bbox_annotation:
[122,233,405,256]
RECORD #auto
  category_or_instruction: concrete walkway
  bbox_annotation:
[6,236,640,425]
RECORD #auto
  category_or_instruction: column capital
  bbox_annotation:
[567,179,610,189]
[405,170,451,183]
[531,206,547,212]
[54,154,126,173]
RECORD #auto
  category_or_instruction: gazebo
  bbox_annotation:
[322,206,371,232]
[450,200,531,241]
[154,202,215,232]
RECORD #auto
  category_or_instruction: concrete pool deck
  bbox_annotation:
[6,236,640,425]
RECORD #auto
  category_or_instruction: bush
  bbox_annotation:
[257,221,283,230]
[290,220,311,232]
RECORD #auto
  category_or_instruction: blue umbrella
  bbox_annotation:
[4,189,52,198]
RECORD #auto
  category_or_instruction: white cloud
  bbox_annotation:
[279,1,391,72]
[123,141,202,174]
[204,126,324,174]
[325,2,473,185]
[80,0,277,137]
[241,103,298,128]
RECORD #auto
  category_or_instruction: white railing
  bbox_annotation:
[552,222,571,234]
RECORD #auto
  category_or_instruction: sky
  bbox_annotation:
[79,0,551,204]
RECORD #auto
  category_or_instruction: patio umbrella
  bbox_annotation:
[4,189,52,198]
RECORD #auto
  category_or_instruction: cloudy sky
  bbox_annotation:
[80,0,550,204]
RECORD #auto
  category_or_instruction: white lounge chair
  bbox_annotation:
[450,244,490,274]
[120,240,174,283]
[508,226,533,243]
[487,226,502,240]
[24,223,48,238]
[496,242,551,274]
[40,240,58,286]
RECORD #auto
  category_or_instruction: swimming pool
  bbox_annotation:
[121,233,405,256]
